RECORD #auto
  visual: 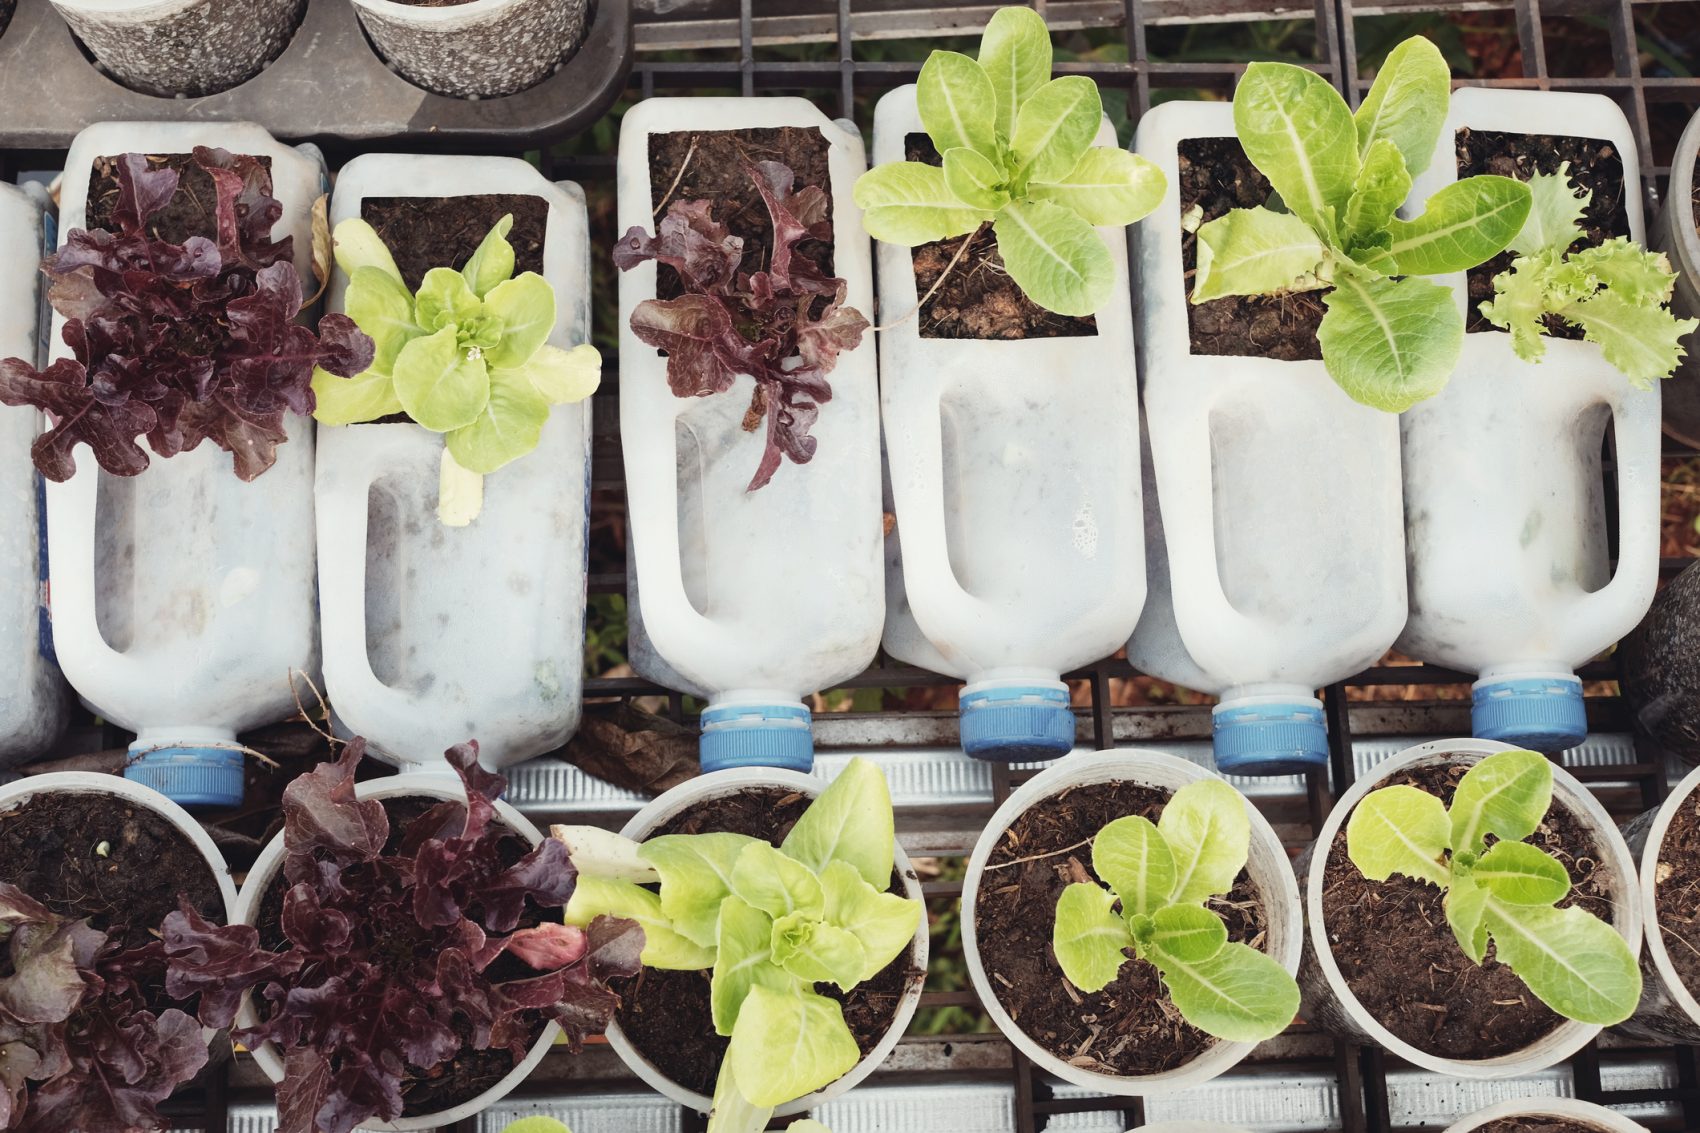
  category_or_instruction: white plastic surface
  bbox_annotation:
[1620,760,1700,1043]
[1443,1097,1649,1132]
[0,183,68,764]
[1301,738,1644,1079]
[235,775,556,1130]
[1398,89,1660,688]
[617,98,884,712]
[316,155,592,774]
[872,86,1145,689]
[602,766,928,1117]
[1125,101,1407,714]
[961,750,1304,1095]
[45,123,322,753]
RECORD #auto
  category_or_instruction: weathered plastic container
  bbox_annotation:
[351,0,590,99]
[50,0,299,96]
[872,85,1145,762]
[1652,105,1700,447]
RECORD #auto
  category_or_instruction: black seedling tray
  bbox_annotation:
[0,0,632,149]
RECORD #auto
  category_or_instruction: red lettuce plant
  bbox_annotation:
[0,147,373,482]
[0,884,208,1133]
[163,740,642,1133]
[615,160,868,491]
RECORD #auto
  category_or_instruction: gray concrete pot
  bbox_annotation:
[51,0,300,96]
[1652,105,1700,446]
[352,0,590,99]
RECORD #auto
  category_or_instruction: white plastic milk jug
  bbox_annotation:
[872,85,1145,760]
[617,98,884,773]
[46,122,325,807]
[315,154,594,774]
[1126,101,1408,774]
[1400,88,1660,752]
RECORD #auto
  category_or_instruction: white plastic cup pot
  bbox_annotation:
[315,154,593,777]
[1299,738,1644,1078]
[1125,99,1407,776]
[617,98,884,774]
[46,122,325,811]
[234,775,558,1131]
[50,0,299,97]
[1399,89,1660,754]
[1443,1097,1648,1133]
[601,766,928,1118]
[871,85,1146,763]
[1652,105,1700,447]
[961,750,1303,1095]
[1618,760,1700,1043]
[351,0,590,99]
[0,182,68,765]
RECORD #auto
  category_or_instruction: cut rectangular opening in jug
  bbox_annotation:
[360,192,549,291]
[86,151,272,244]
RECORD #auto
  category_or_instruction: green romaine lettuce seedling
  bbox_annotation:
[1192,37,1532,411]
[1345,749,1640,1024]
[1481,165,1698,385]
[1051,778,1299,1042]
[312,215,602,525]
[852,6,1165,317]
[560,758,922,1132]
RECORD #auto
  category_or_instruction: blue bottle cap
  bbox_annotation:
[1213,700,1329,775]
[699,703,814,773]
[1472,675,1587,753]
[959,684,1075,762]
[124,744,245,808]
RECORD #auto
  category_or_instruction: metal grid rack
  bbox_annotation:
[10,0,1700,1129]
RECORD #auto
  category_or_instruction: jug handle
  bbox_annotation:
[314,433,422,741]
[1153,407,1263,669]
[619,398,728,689]
[1588,383,1661,630]
[885,378,986,647]
[45,453,146,698]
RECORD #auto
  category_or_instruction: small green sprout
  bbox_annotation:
[1051,778,1299,1043]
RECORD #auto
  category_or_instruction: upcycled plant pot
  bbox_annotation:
[1618,760,1700,1042]
[51,0,300,97]
[1299,738,1642,1078]
[961,751,1302,1095]
[1617,560,1700,764]
[603,766,928,1117]
[316,154,592,777]
[235,776,559,1130]
[617,97,883,773]
[45,122,324,810]
[0,183,68,765]
[871,85,1144,763]
[352,0,589,99]
[1398,89,1660,754]
[1125,99,1406,775]
[1652,105,1700,447]
[1442,1097,1648,1133]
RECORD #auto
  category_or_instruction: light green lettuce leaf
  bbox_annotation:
[942,146,1009,212]
[1051,882,1130,994]
[1010,75,1102,185]
[1444,874,1491,963]
[1318,272,1460,412]
[1158,778,1251,905]
[1148,940,1299,1043]
[393,325,490,433]
[819,861,920,982]
[1570,238,1680,305]
[330,217,403,284]
[853,161,987,247]
[1449,749,1552,856]
[780,757,896,888]
[343,265,420,375]
[1345,783,1451,887]
[642,832,765,949]
[1233,61,1359,236]
[482,272,557,369]
[1508,166,1589,257]
[462,214,516,299]
[918,49,998,160]
[729,842,826,921]
[1566,288,1700,389]
[443,366,549,474]
[311,366,402,427]
[1483,899,1640,1025]
[414,267,483,335]
[1385,175,1530,276]
[710,896,795,1036]
[1352,35,1449,176]
[770,911,866,990]
[437,448,484,528]
[508,342,601,406]
[992,197,1113,317]
[1341,138,1413,251]
[1480,250,1560,361]
[1192,206,1328,304]
[563,876,716,970]
[1470,840,1571,906]
[976,5,1051,142]
[1091,814,1176,917]
[1143,902,1228,964]
[728,985,860,1107]
[1028,147,1165,227]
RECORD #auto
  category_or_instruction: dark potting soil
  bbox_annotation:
[1322,760,1616,1061]
[902,133,1097,340]
[87,152,274,245]
[1654,790,1700,997]
[360,194,548,292]
[0,790,224,1015]
[1475,1119,1606,1133]
[1457,128,1630,336]
[1179,136,1325,361]
[646,127,834,303]
[255,796,548,1118]
[974,781,1271,1078]
[612,786,922,1097]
